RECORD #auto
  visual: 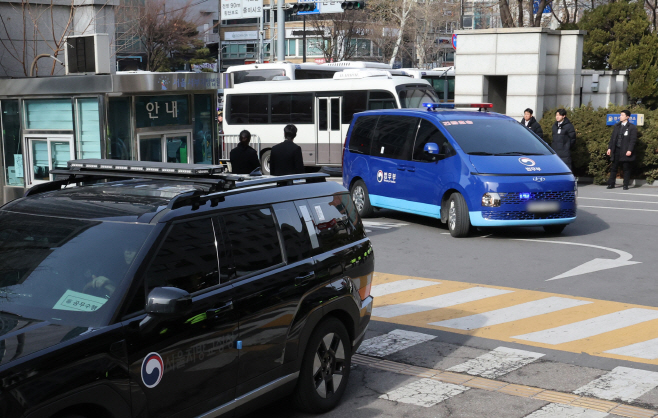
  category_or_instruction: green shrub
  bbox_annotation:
[540,104,658,184]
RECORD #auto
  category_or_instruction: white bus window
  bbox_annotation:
[227,95,268,124]
[368,91,397,110]
[342,91,367,123]
[271,94,291,123]
[291,94,313,124]
[233,69,285,84]
[397,86,439,108]
[295,69,337,80]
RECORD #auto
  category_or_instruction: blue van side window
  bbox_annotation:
[413,119,454,162]
[371,116,418,160]
[349,116,378,155]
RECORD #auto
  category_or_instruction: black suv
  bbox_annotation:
[0,160,374,418]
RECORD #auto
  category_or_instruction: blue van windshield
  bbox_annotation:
[442,119,553,156]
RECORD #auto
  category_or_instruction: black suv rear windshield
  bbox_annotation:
[442,119,553,156]
[0,212,153,327]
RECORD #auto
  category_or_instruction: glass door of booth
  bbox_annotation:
[138,132,192,164]
[26,135,75,185]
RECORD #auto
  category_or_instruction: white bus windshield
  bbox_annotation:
[397,86,440,108]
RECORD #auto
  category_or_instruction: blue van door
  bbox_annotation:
[366,116,419,211]
[401,119,459,218]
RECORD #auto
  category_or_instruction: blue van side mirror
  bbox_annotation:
[424,143,440,155]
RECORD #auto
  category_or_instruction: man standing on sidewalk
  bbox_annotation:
[606,110,637,190]
[520,108,544,139]
[551,109,577,170]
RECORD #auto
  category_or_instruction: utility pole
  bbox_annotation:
[303,15,307,63]
[277,0,285,61]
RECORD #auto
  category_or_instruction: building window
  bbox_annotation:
[306,38,325,57]
[286,39,297,56]
[24,99,73,130]
[107,97,132,160]
[193,94,213,164]
[1,100,23,186]
[76,98,102,160]
[221,43,258,59]
[212,20,219,34]
[349,39,372,57]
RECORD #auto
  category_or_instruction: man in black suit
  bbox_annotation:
[520,108,543,139]
[270,124,304,176]
[551,108,577,170]
[606,110,637,190]
[230,130,260,174]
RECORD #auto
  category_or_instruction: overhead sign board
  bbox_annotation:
[224,31,259,40]
[221,0,263,20]
[606,114,644,126]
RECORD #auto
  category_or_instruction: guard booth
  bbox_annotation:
[0,72,232,205]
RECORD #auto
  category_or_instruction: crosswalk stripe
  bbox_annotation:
[605,337,658,360]
[523,404,608,418]
[573,366,658,403]
[430,297,592,330]
[379,378,469,407]
[372,287,513,319]
[356,329,436,357]
[370,279,439,298]
[447,347,545,379]
[512,308,658,345]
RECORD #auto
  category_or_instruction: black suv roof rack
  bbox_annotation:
[26,159,329,198]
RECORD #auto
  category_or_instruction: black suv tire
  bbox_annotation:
[350,180,374,218]
[448,193,471,238]
[293,317,352,413]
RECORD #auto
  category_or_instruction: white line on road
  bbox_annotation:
[379,378,469,407]
[579,196,658,204]
[607,192,658,197]
[356,329,436,357]
[579,205,658,212]
[605,337,658,360]
[523,403,608,418]
[372,287,513,319]
[574,366,658,402]
[370,279,440,298]
[511,238,641,281]
[447,347,545,379]
[430,297,592,330]
[512,308,658,345]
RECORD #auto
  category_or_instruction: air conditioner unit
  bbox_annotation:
[462,15,474,29]
[65,33,110,75]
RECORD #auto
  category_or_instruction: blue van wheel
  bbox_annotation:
[448,193,471,238]
[350,180,373,218]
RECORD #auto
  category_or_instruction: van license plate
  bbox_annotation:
[527,201,560,213]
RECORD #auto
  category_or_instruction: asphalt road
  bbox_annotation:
[245,184,658,418]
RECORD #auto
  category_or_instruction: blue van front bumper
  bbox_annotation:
[466,175,577,227]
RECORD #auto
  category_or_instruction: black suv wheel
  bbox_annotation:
[294,317,351,413]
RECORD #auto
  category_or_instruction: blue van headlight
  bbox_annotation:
[482,192,501,207]
[574,181,578,197]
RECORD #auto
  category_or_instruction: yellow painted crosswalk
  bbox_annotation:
[371,273,658,365]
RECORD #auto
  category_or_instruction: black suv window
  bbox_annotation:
[146,218,220,294]
[413,119,454,162]
[306,193,366,253]
[371,116,419,160]
[273,202,312,263]
[349,116,378,155]
[221,208,284,278]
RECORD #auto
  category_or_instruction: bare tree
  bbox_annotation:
[412,0,459,68]
[497,0,552,27]
[306,10,367,62]
[365,0,415,66]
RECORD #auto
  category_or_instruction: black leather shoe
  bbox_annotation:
[606,185,615,189]
[623,185,629,190]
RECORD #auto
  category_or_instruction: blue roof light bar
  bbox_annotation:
[423,102,455,111]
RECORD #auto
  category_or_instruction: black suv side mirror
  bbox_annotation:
[145,287,192,316]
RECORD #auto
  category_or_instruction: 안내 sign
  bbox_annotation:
[221,0,263,20]
[606,113,645,126]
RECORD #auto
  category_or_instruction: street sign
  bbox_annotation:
[606,114,644,126]
[297,0,320,14]
[452,34,457,50]
[221,0,263,20]
[532,0,552,14]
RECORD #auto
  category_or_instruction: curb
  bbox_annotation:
[577,177,658,187]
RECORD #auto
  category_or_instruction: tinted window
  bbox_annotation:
[368,91,397,110]
[291,94,313,124]
[442,119,554,155]
[349,116,378,155]
[342,91,367,123]
[249,95,268,123]
[331,98,340,131]
[295,69,338,79]
[222,208,283,277]
[273,202,312,263]
[413,119,454,161]
[233,69,285,84]
[271,94,291,123]
[422,76,454,101]
[306,194,366,253]
[227,95,269,124]
[371,116,418,160]
[398,86,440,108]
[146,218,220,294]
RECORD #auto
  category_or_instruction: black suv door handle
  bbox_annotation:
[208,301,233,318]
[295,272,315,286]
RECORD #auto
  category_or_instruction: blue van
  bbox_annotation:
[342,104,577,237]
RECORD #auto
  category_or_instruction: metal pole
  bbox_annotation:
[303,15,307,63]
[270,6,275,59]
[277,0,285,61]
[259,16,264,62]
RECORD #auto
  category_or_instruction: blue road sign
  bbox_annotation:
[606,114,642,126]
[452,34,457,50]
[533,0,552,14]
[297,0,320,14]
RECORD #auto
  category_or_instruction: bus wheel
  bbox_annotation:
[261,150,271,175]
[350,180,373,218]
[448,193,471,238]
[543,225,566,234]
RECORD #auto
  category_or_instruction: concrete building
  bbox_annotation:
[453,27,628,121]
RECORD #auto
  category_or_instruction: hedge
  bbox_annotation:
[539,104,658,184]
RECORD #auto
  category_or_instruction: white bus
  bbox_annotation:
[226,63,342,84]
[401,67,455,102]
[222,69,439,174]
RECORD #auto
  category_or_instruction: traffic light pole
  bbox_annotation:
[303,15,306,63]
[277,0,285,61]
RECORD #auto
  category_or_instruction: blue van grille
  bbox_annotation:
[499,191,576,205]
[482,209,576,221]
